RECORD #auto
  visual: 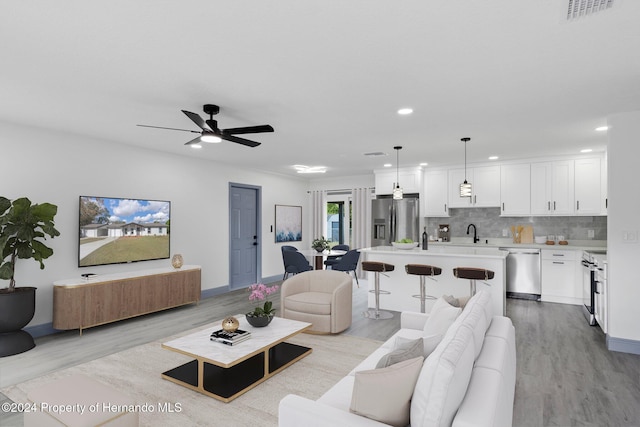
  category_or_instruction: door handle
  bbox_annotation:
[253,242,258,246]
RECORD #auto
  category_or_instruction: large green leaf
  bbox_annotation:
[0,261,13,280]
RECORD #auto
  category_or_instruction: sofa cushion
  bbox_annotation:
[411,324,475,427]
[397,334,442,359]
[350,356,424,427]
[423,296,462,337]
[376,337,423,369]
[283,292,332,315]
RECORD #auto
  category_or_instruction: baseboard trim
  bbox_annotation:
[25,322,57,338]
[606,335,640,355]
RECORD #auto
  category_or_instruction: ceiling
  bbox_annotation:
[2,1,639,178]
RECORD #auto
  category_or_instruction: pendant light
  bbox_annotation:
[392,146,403,200]
[460,138,472,197]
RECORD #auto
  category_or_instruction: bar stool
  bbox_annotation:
[453,267,494,296]
[405,264,442,313]
[362,261,395,319]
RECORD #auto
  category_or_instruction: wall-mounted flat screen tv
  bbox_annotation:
[79,196,170,267]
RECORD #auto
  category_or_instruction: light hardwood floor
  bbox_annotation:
[2,281,640,426]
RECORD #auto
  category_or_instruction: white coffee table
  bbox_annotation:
[161,315,312,402]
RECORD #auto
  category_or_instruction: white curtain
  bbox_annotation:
[309,190,327,242]
[351,188,372,276]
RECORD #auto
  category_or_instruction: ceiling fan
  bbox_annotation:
[137,104,273,148]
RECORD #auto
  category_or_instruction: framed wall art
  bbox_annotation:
[275,204,302,242]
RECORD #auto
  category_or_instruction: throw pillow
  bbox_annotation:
[376,337,423,369]
[423,296,462,337]
[395,334,442,358]
[350,356,424,427]
[443,294,460,307]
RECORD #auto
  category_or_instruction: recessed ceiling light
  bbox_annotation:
[293,165,327,174]
[397,108,413,115]
[419,162,428,166]
[488,156,499,160]
[595,126,608,131]
[383,163,392,168]
[190,143,202,149]
[581,148,593,153]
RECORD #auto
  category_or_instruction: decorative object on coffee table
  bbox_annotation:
[222,316,240,332]
[171,253,184,269]
[246,283,279,327]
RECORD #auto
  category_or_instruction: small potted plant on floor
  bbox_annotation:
[0,196,60,357]
[246,283,279,327]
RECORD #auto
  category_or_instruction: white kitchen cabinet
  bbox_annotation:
[375,168,422,196]
[447,165,500,208]
[574,157,604,215]
[500,163,531,216]
[531,160,574,215]
[422,169,449,216]
[540,249,581,305]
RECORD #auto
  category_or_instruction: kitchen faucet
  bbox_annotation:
[467,223,480,243]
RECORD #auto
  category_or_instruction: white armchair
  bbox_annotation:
[280,270,353,334]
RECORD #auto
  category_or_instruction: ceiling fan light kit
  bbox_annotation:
[137,104,273,149]
[460,137,472,198]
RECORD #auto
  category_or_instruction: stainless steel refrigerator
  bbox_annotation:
[371,196,420,246]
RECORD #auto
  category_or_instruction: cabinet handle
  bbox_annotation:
[444,203,447,212]
[547,201,551,211]
[577,200,580,211]
[474,195,477,204]
[554,201,556,211]
[553,261,565,265]
[552,253,565,257]
[606,198,608,209]
[502,202,505,211]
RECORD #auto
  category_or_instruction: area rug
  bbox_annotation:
[1,330,382,427]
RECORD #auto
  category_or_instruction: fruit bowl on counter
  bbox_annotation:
[392,241,419,249]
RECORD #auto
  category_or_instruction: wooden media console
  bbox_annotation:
[53,265,201,334]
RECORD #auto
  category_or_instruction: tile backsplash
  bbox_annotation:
[424,208,607,241]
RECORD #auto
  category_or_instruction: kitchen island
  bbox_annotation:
[360,246,508,316]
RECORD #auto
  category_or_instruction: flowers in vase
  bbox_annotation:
[247,283,279,317]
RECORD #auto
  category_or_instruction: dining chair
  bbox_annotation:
[282,250,313,280]
[323,244,350,268]
[330,249,361,287]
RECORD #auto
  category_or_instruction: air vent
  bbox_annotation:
[364,152,387,157]
[566,0,614,20]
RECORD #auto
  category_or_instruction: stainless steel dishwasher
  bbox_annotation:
[499,247,541,300]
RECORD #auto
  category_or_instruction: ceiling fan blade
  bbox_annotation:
[221,134,261,148]
[137,124,200,134]
[184,136,202,146]
[222,125,274,135]
[181,110,209,131]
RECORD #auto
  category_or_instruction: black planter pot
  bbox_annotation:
[245,313,274,327]
[0,287,37,357]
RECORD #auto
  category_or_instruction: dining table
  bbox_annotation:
[299,249,347,270]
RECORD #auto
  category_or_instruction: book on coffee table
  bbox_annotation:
[210,329,251,345]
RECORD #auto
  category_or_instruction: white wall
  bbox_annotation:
[0,121,309,327]
[607,111,640,348]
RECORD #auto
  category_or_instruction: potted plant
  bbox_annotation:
[0,196,60,357]
[246,283,279,327]
[312,236,330,253]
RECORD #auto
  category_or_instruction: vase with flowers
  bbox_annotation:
[246,283,279,327]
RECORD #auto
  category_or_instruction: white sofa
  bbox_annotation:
[279,290,516,427]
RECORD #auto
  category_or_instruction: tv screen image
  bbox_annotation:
[79,196,170,267]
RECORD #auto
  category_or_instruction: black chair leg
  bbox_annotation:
[353,270,359,287]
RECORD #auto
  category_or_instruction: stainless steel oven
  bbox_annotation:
[581,250,606,326]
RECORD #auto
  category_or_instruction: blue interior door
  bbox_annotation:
[229,185,260,289]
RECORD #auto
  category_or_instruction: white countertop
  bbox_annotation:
[361,245,508,259]
[426,238,606,252]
